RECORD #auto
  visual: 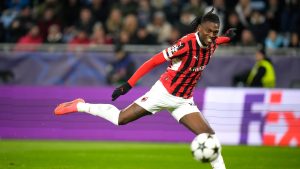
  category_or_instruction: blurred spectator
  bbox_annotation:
[163,0,182,24]
[239,29,256,46]
[106,45,135,85]
[7,19,24,42]
[175,9,194,37]
[266,0,283,31]
[235,0,252,27]
[0,7,19,28]
[45,24,63,43]
[136,25,157,45]
[246,48,276,88]
[15,25,43,51]
[6,6,35,42]
[280,0,300,33]
[150,0,166,10]
[166,27,181,45]
[90,22,113,45]
[17,25,43,44]
[224,11,244,42]
[69,29,90,45]
[121,14,139,44]
[249,10,269,43]
[236,46,276,89]
[113,0,138,16]
[1,0,29,29]
[264,30,284,49]
[288,32,299,47]
[137,0,154,27]
[88,0,109,24]
[37,7,61,40]
[105,8,123,37]
[146,11,171,44]
[184,0,207,17]
[34,0,62,20]
[14,6,34,32]
[62,26,77,43]
[62,0,82,27]
[75,7,95,35]
[117,30,130,45]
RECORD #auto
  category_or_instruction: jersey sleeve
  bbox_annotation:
[216,36,231,45]
[127,52,167,87]
[127,36,189,87]
[161,38,188,61]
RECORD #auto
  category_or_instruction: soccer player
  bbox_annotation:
[55,9,236,169]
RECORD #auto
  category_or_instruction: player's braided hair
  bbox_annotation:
[190,3,220,32]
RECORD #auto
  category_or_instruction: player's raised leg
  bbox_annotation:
[54,99,151,125]
[179,112,226,169]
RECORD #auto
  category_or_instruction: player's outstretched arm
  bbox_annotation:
[111,53,167,101]
[216,28,237,45]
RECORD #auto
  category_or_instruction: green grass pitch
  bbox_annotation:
[0,140,299,169]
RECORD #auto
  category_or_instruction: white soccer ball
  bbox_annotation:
[190,133,221,163]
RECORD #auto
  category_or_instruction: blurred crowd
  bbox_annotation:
[0,0,299,49]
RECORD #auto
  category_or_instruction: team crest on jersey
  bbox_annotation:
[141,97,148,102]
[188,102,196,106]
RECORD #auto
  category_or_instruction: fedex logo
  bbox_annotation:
[240,92,300,146]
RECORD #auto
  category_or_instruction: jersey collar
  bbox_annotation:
[195,32,208,48]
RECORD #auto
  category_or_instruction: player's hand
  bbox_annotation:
[224,28,237,40]
[112,82,132,101]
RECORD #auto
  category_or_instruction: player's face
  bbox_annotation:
[199,22,219,45]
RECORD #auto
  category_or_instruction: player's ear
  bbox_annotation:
[198,24,203,32]
[197,24,202,30]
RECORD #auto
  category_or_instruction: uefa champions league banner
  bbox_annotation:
[203,88,300,146]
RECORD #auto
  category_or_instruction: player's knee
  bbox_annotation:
[200,122,215,134]
[206,127,215,135]
[118,117,130,125]
[118,111,130,125]
[199,126,215,135]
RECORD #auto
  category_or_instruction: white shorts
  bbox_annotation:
[134,81,200,122]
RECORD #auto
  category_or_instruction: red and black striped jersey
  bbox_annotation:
[159,32,228,99]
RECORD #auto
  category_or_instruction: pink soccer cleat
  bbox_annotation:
[54,98,85,115]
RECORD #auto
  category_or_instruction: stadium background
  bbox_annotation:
[0,0,300,169]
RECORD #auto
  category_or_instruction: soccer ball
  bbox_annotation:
[190,133,221,163]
